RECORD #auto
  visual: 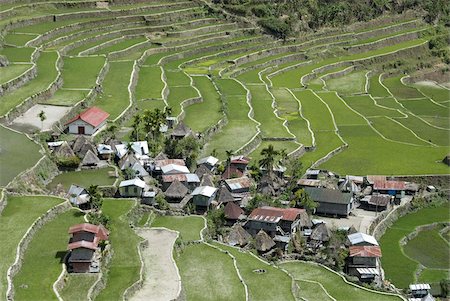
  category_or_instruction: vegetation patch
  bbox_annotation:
[151,215,204,241]
[47,167,116,191]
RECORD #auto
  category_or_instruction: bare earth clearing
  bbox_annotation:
[12,104,72,131]
[130,228,180,301]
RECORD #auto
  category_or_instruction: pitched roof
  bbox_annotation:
[349,246,382,258]
[304,187,352,205]
[97,144,114,155]
[217,186,235,203]
[162,173,199,183]
[67,240,98,250]
[224,202,244,220]
[155,159,185,168]
[222,166,244,179]
[347,232,379,246]
[81,149,100,166]
[373,180,406,191]
[255,230,275,252]
[225,176,252,191]
[68,223,109,240]
[297,179,321,187]
[230,155,250,164]
[310,223,331,241]
[54,141,75,158]
[191,186,217,197]
[68,184,86,197]
[119,178,146,188]
[197,156,219,166]
[154,152,168,160]
[71,135,88,153]
[164,179,188,198]
[172,121,191,137]
[161,164,190,174]
[200,174,214,187]
[366,195,391,206]
[66,107,109,127]
[248,206,304,223]
[225,224,251,246]
[195,165,213,178]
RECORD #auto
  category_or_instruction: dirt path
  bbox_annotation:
[130,228,180,301]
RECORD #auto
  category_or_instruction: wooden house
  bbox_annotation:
[67,223,109,273]
[309,223,331,248]
[229,155,250,172]
[65,107,109,135]
[164,179,188,203]
[197,156,219,170]
[97,144,114,160]
[191,186,218,212]
[304,187,354,216]
[346,245,382,283]
[245,206,304,237]
[161,173,200,191]
[224,176,253,194]
[67,184,90,210]
[224,201,245,225]
[118,178,146,197]
[360,195,392,212]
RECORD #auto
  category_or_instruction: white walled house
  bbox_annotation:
[66,107,110,135]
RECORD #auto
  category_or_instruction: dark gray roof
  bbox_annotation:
[310,223,331,241]
[304,187,352,205]
[217,186,234,203]
[164,179,188,199]
[172,122,191,137]
[200,174,214,187]
[69,248,94,262]
[195,165,213,178]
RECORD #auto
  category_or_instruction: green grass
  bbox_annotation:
[184,75,222,133]
[325,70,367,95]
[382,76,424,99]
[135,66,164,100]
[368,73,391,98]
[403,224,449,269]
[368,116,430,146]
[0,126,42,187]
[95,199,143,301]
[176,243,246,301]
[246,84,290,138]
[0,195,63,298]
[418,269,449,284]
[316,92,367,125]
[295,280,334,301]
[420,116,450,129]
[47,167,116,191]
[213,243,295,301]
[165,70,191,86]
[411,83,450,103]
[4,33,39,46]
[380,202,450,288]
[93,36,147,55]
[374,97,405,110]
[94,61,134,120]
[0,51,58,116]
[399,98,449,118]
[62,56,105,89]
[43,89,88,106]
[250,140,299,161]
[167,86,199,116]
[393,114,450,146]
[0,46,34,62]
[281,261,402,301]
[13,209,85,301]
[59,274,98,301]
[271,87,313,146]
[151,215,204,241]
[342,95,403,117]
[0,64,32,84]
[137,212,152,227]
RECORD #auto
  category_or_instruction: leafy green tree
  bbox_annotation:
[87,185,102,211]
[37,110,46,130]
[290,189,318,214]
[258,144,279,177]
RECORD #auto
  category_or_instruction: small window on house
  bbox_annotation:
[125,187,129,193]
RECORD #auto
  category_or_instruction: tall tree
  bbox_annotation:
[258,144,279,177]
[131,114,142,141]
[37,110,46,130]
[225,149,234,178]
[87,185,102,211]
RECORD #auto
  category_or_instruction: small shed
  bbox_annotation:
[161,164,190,175]
[200,174,214,187]
[81,149,101,168]
[119,178,146,197]
[191,186,218,212]
[197,156,219,170]
[164,179,188,203]
[347,232,378,246]
[195,165,213,178]
[171,122,191,139]
[97,144,114,160]
[142,191,156,205]
[254,230,275,252]
[68,184,90,210]
[224,176,253,194]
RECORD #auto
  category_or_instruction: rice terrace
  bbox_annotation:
[0,0,449,301]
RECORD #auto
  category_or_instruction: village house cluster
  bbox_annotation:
[52,106,436,300]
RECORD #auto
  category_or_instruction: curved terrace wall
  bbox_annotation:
[345,31,421,54]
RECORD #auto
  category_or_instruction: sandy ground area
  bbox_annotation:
[415,80,450,90]
[313,209,377,233]
[130,228,180,301]
[12,104,72,131]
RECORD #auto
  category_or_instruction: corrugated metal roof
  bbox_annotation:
[373,180,406,190]
[297,179,321,187]
[191,186,217,197]
[161,164,190,175]
[248,206,304,222]
[349,246,382,257]
[356,268,379,275]
[409,284,431,291]
[162,173,199,183]
[225,176,252,190]
[348,232,379,246]
[119,178,146,188]
[197,156,219,166]
[65,106,109,127]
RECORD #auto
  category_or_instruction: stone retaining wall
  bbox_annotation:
[239,133,262,156]
[53,252,69,296]
[400,222,449,246]
[0,189,7,215]
[321,65,356,81]
[2,51,63,123]
[166,23,238,38]
[177,97,203,121]
[346,31,420,54]
[145,10,205,26]
[289,145,306,158]
[311,144,348,168]
[80,34,144,56]
[6,200,71,301]
[369,201,412,240]
[122,239,149,300]
[88,245,113,301]
[108,40,153,60]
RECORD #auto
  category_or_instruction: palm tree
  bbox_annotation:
[37,110,46,130]
[131,114,142,141]
[258,144,279,177]
[225,149,234,178]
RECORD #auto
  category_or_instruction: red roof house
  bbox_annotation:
[67,223,109,273]
[66,107,110,135]
[246,206,304,236]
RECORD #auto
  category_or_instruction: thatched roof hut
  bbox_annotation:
[72,135,97,158]
[224,201,244,220]
[217,186,234,204]
[200,174,214,187]
[348,225,358,235]
[255,229,275,252]
[298,211,312,229]
[171,122,191,138]
[81,149,100,166]
[54,141,75,158]
[195,165,213,178]
[71,135,88,153]
[225,224,251,247]
[164,179,188,201]
[310,223,331,242]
